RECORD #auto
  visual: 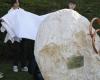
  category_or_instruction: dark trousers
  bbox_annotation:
[21,38,44,80]
[20,38,34,68]
[9,41,21,66]
[11,39,34,68]
[10,38,44,80]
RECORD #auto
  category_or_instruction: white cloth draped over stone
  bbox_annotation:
[0,8,49,43]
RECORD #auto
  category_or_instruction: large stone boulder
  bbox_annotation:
[34,9,100,80]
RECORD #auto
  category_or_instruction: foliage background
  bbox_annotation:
[0,0,100,60]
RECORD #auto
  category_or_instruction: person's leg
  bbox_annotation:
[12,42,20,65]
[26,40,35,74]
[10,41,20,72]
[21,39,35,73]
[20,38,44,79]
[28,40,44,80]
[34,61,44,80]
[20,39,29,71]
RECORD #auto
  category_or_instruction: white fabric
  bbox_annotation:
[1,8,49,43]
[1,21,16,43]
[0,26,5,32]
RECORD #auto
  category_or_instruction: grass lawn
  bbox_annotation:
[0,63,33,80]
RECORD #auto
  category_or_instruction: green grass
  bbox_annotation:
[0,63,33,80]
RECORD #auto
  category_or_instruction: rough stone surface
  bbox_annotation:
[34,9,100,80]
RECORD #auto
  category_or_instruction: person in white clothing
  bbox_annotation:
[9,0,28,72]
[1,0,44,80]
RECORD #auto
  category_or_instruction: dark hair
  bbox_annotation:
[68,0,76,4]
[11,0,20,6]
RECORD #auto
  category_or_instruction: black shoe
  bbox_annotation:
[35,73,44,80]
